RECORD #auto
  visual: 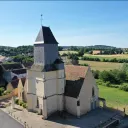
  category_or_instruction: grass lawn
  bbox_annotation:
[79,60,123,71]
[98,85,128,113]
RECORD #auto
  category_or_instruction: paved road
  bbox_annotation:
[0,109,24,128]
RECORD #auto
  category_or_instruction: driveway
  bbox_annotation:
[0,109,24,128]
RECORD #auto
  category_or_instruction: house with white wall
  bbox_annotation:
[18,77,27,102]
[0,63,26,83]
[64,65,99,117]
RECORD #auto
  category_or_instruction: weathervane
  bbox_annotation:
[41,14,43,26]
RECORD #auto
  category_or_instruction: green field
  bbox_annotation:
[79,60,123,71]
[84,54,128,60]
[59,50,128,60]
[60,51,126,71]
[98,85,128,113]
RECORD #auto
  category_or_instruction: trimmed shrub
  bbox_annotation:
[15,99,19,104]
[96,79,110,87]
[92,70,100,79]
[80,63,89,66]
[3,90,11,95]
[109,84,120,88]
[18,100,23,106]
[0,87,5,96]
[22,103,27,108]
[119,83,128,91]
[61,53,68,56]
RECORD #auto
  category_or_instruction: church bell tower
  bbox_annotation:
[34,26,59,66]
[27,25,65,119]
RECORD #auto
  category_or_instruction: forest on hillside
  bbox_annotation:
[0,45,125,57]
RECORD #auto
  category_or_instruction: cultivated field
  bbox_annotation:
[59,51,77,55]
[79,60,123,71]
[99,85,128,114]
[60,51,126,71]
[59,50,128,59]
[84,54,128,60]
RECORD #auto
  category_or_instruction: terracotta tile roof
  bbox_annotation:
[65,65,89,80]
[64,65,89,98]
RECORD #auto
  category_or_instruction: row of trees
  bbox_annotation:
[0,45,33,56]
[92,64,128,91]
[13,55,34,63]
[81,56,128,63]
[69,46,124,55]
[62,52,128,63]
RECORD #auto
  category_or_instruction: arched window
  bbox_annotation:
[92,87,95,97]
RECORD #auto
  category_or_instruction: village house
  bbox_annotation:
[64,65,99,117]
[92,50,102,55]
[0,63,26,83]
[26,25,99,119]
[18,77,27,102]
[6,76,19,96]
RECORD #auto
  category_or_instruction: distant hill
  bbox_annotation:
[0,45,33,56]
[0,45,121,56]
[84,45,117,50]
[61,45,117,50]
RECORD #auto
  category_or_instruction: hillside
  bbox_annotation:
[0,45,33,56]
[0,45,122,57]
[61,45,117,50]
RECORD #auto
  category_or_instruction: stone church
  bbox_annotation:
[27,25,99,119]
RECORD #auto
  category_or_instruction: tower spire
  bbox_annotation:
[41,14,43,26]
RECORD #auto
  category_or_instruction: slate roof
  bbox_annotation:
[1,63,23,71]
[12,69,26,75]
[54,58,64,64]
[23,62,33,69]
[21,77,26,87]
[11,79,19,89]
[12,76,18,80]
[64,65,89,98]
[30,64,57,72]
[35,26,58,44]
